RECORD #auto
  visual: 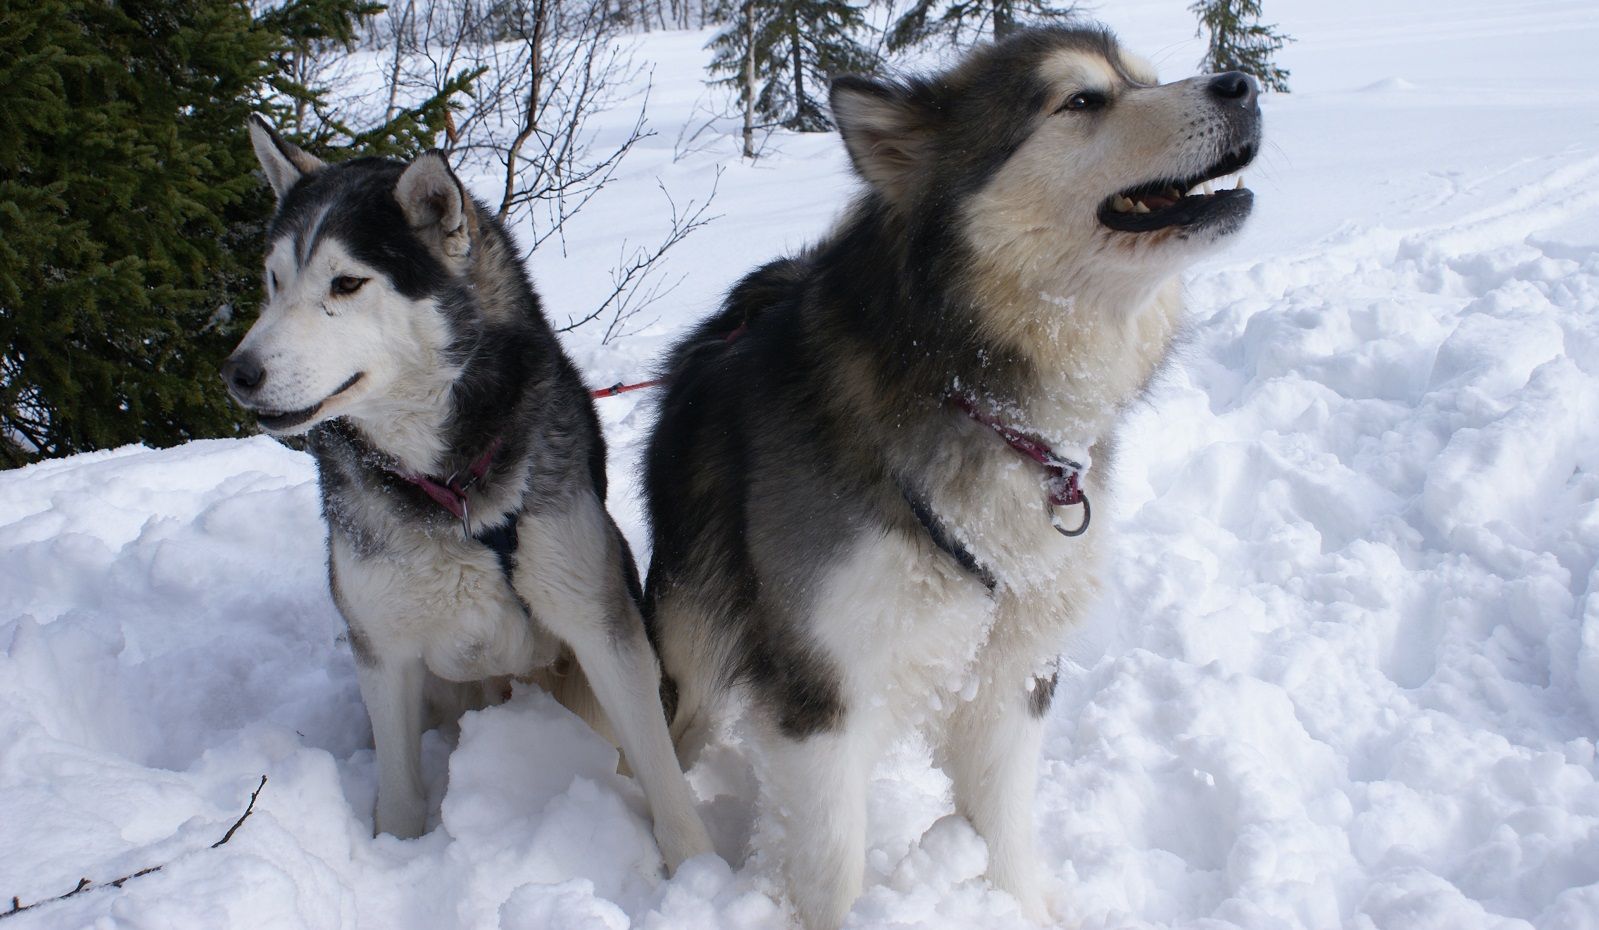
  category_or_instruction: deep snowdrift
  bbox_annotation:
[4,2,1598,927]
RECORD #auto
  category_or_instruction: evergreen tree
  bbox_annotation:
[1190,0,1291,92]
[0,0,466,466]
[887,0,1077,52]
[708,0,879,138]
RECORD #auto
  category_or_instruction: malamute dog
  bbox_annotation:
[645,27,1261,926]
[225,118,711,868]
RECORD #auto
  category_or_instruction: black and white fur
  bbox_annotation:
[226,118,711,869]
[644,27,1261,927]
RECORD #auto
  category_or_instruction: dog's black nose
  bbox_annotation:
[1209,72,1259,107]
[221,353,265,395]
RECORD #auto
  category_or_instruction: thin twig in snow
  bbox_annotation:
[0,775,268,922]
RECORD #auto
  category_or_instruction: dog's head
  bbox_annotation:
[831,26,1261,295]
[223,116,475,436]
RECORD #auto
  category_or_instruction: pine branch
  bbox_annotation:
[1,776,268,922]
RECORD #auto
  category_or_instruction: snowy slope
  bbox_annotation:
[4,2,1599,927]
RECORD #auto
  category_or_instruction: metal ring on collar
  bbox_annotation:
[1050,494,1091,537]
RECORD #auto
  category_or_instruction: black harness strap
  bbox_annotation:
[899,483,997,593]
[473,518,520,586]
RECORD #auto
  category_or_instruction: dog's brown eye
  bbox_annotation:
[331,275,368,297]
[1059,91,1107,113]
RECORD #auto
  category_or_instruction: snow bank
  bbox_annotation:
[4,1,1599,927]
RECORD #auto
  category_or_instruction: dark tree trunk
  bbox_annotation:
[992,0,1014,39]
[742,0,756,157]
[789,3,805,126]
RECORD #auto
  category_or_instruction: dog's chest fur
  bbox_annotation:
[315,429,557,681]
[827,281,1183,717]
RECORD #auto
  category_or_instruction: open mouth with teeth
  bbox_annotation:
[1098,143,1258,234]
[254,372,365,431]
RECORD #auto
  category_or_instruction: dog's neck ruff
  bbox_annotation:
[950,394,1091,537]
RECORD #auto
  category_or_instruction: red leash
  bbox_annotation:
[590,379,664,399]
[589,321,748,400]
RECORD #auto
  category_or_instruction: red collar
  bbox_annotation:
[950,394,1091,536]
[392,436,502,531]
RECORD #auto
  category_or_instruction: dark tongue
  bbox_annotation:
[1140,192,1178,210]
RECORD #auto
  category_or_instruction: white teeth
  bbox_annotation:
[1112,194,1134,213]
[1202,180,1215,196]
[1167,186,1183,200]
[1235,174,1245,190]
[1132,202,1151,214]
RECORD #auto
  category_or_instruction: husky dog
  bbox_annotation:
[644,26,1261,927]
[224,117,711,868]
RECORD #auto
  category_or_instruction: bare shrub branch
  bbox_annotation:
[556,168,722,344]
[356,1,718,337]
[1,776,268,923]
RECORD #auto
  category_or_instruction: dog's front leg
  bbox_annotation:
[762,722,876,930]
[940,614,1054,920]
[354,651,428,838]
[515,491,712,871]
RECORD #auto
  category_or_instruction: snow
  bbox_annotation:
[5,1,1599,927]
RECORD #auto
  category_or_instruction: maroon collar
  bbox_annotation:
[391,436,503,531]
[950,394,1091,536]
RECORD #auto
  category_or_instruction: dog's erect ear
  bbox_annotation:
[830,76,935,203]
[247,114,324,200]
[395,151,471,259]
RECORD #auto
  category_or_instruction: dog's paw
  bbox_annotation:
[984,849,1052,924]
[990,858,1064,926]
[374,796,428,840]
[1012,884,1053,926]
[656,812,715,874]
[1037,876,1088,928]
